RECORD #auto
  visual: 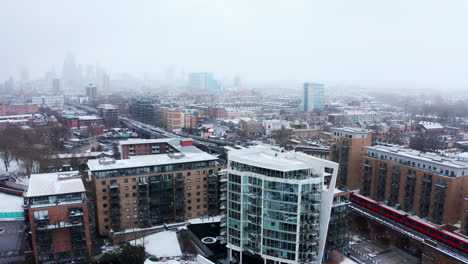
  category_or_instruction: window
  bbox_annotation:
[105,225,109,229]
[103,196,107,200]
[125,194,129,198]
[132,178,136,182]
[196,178,201,182]
[133,200,137,204]
[197,198,200,202]
[197,192,201,196]
[101,181,106,185]
[188,213,192,217]
[126,215,130,219]
[188,207,192,210]
[124,179,129,183]
[102,189,106,192]
[187,179,191,183]
[187,186,191,190]
[103,204,107,208]
[204,204,207,208]
[134,214,138,218]
[133,193,136,197]
[132,186,136,190]
[125,186,129,190]
[126,208,130,212]
[134,207,138,211]
[197,185,201,189]
[188,200,192,204]
[187,172,191,176]
[125,200,130,205]
[197,205,200,209]
[187,193,191,197]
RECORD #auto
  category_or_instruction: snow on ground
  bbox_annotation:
[0,160,21,174]
[188,216,221,225]
[131,231,182,258]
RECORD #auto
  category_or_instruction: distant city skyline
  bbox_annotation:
[1,0,468,90]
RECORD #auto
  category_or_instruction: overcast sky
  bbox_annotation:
[1,0,468,89]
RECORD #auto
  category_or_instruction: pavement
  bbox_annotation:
[349,236,418,264]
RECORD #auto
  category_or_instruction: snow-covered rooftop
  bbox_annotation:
[367,145,468,170]
[131,231,182,258]
[25,171,85,197]
[419,121,444,130]
[229,146,337,171]
[88,151,218,171]
[0,192,24,216]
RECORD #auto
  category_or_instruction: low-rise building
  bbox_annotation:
[61,115,104,136]
[24,171,93,263]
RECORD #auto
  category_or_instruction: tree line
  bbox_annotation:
[0,124,70,176]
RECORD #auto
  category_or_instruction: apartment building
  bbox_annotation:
[362,145,468,229]
[97,104,119,128]
[0,104,39,116]
[221,146,338,264]
[87,139,223,236]
[118,138,194,159]
[24,171,92,264]
[329,127,374,190]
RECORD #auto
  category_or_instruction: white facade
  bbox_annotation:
[263,119,291,135]
[221,146,338,264]
[31,95,65,109]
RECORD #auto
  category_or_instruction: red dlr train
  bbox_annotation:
[349,193,468,253]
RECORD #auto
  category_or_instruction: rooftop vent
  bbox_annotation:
[58,173,80,180]
[168,153,185,159]
[98,157,116,165]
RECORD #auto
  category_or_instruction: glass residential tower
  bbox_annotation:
[221,146,338,264]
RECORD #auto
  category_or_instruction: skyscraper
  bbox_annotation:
[303,83,325,112]
[221,146,338,264]
[52,78,61,93]
[189,72,219,90]
[85,83,97,101]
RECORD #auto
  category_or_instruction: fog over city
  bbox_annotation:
[3,2,468,264]
[2,0,468,90]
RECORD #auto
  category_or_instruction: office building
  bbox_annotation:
[85,84,97,101]
[221,146,338,264]
[97,104,119,128]
[362,145,468,229]
[303,83,325,112]
[328,111,384,126]
[87,138,223,236]
[189,72,219,90]
[24,171,93,263]
[32,95,65,109]
[52,78,61,93]
[330,127,374,190]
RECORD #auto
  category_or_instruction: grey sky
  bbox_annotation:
[1,0,468,89]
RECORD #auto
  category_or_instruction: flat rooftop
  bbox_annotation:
[367,145,468,169]
[25,171,85,197]
[333,127,371,133]
[88,151,218,171]
[229,146,337,171]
